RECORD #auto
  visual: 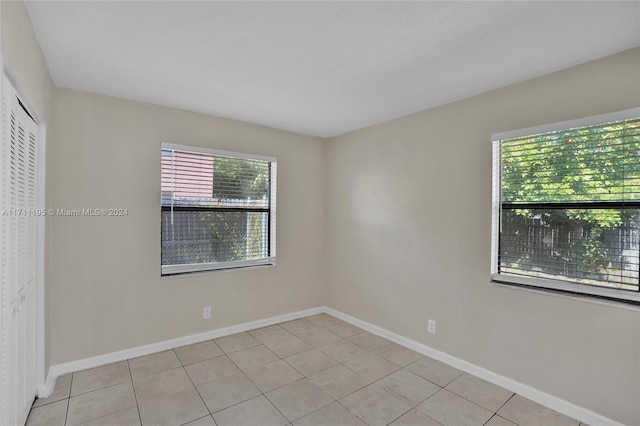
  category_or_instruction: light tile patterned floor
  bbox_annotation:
[27,314,586,426]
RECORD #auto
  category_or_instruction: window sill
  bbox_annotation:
[490,275,640,312]
[162,259,276,277]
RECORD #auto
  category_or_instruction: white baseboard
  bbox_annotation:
[45,306,323,393]
[38,368,56,398]
[43,305,621,426]
[323,307,623,426]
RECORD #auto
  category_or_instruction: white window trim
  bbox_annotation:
[490,107,640,305]
[162,143,276,163]
[160,143,277,276]
[491,107,640,142]
[162,257,276,275]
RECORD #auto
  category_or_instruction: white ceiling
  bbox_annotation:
[25,1,640,138]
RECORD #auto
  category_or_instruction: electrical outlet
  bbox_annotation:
[427,319,436,334]
[202,306,212,319]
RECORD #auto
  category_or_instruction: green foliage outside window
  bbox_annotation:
[203,156,270,262]
[500,118,640,285]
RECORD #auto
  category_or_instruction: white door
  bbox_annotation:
[0,75,39,426]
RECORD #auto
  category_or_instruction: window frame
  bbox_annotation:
[491,107,640,304]
[161,143,277,275]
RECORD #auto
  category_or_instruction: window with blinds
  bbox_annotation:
[161,144,276,275]
[491,108,640,304]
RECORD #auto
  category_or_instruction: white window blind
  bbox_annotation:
[161,144,276,275]
[491,108,640,304]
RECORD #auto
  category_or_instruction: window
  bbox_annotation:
[491,108,640,304]
[161,144,276,275]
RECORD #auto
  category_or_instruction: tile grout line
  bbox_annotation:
[238,319,359,424]
[442,376,512,418]
[175,338,223,425]
[290,317,412,425]
[183,365,208,409]
[435,373,506,416]
[172,347,218,425]
[63,372,74,426]
[214,335,293,423]
[227,336,300,423]
[126,359,144,426]
[493,393,520,426]
[383,406,415,426]
[182,341,259,418]
[285,318,415,425]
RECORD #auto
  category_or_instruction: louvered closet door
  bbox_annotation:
[0,75,38,426]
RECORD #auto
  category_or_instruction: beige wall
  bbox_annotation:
[49,89,327,364]
[1,0,54,378]
[325,47,640,425]
[1,1,52,120]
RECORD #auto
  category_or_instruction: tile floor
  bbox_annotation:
[27,314,586,426]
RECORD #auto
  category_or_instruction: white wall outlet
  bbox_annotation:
[202,306,212,319]
[427,319,436,334]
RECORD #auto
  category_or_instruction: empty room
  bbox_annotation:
[1,1,639,425]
